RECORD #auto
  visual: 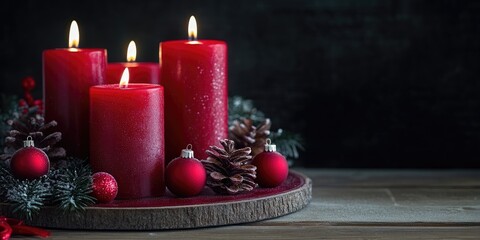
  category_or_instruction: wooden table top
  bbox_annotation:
[23,168,480,239]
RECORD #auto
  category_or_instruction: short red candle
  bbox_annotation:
[43,21,106,158]
[107,41,160,84]
[90,81,165,199]
[159,16,228,161]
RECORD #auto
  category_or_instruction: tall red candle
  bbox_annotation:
[90,68,165,199]
[43,20,106,158]
[107,41,160,84]
[159,16,228,162]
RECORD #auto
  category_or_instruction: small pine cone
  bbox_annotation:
[0,110,66,162]
[229,118,271,156]
[202,139,257,195]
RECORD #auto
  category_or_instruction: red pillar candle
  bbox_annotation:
[107,41,160,84]
[90,68,165,199]
[159,16,228,161]
[43,20,106,158]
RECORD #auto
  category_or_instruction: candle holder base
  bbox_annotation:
[0,171,311,230]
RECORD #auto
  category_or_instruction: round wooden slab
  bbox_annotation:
[0,171,311,230]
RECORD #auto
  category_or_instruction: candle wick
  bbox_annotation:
[189,36,197,41]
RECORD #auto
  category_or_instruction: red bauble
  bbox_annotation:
[252,140,289,188]
[10,146,50,180]
[92,172,118,203]
[166,145,206,197]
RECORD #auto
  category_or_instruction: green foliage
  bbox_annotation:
[228,96,265,125]
[52,158,95,212]
[228,96,305,164]
[0,163,50,220]
[0,162,16,198]
[0,94,19,150]
[7,178,50,220]
[270,129,305,165]
[0,158,95,219]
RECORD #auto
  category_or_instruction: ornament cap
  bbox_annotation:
[181,144,194,158]
[23,136,35,147]
[264,138,276,152]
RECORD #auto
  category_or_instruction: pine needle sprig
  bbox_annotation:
[270,129,304,165]
[0,94,19,150]
[0,162,15,198]
[228,96,265,125]
[52,158,95,213]
[5,176,50,220]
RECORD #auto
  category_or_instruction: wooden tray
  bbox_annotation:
[0,170,311,230]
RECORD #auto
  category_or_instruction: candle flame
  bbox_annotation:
[188,16,197,41]
[69,20,80,48]
[126,40,137,62]
[119,68,129,87]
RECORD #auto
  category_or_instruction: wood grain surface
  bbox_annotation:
[10,169,480,239]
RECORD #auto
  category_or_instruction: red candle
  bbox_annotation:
[107,41,160,84]
[43,20,106,158]
[90,68,165,199]
[159,16,228,162]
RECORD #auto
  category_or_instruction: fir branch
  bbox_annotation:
[0,94,19,150]
[1,163,50,219]
[0,162,15,198]
[228,96,265,125]
[270,129,305,165]
[52,158,95,213]
[5,176,50,220]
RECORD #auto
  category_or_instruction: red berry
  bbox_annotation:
[21,76,35,91]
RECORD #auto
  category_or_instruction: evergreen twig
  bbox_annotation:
[0,94,19,150]
[270,129,305,164]
[0,158,95,219]
[52,158,95,213]
[5,176,50,220]
[228,96,305,165]
[228,96,265,125]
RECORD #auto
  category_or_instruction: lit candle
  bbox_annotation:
[90,68,165,199]
[43,20,107,158]
[107,40,160,84]
[159,16,228,162]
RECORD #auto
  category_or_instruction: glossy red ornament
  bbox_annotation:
[10,137,50,180]
[252,139,289,188]
[166,145,206,197]
[91,172,118,203]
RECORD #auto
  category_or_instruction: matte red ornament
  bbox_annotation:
[166,145,206,197]
[92,172,118,203]
[252,139,289,188]
[10,136,50,180]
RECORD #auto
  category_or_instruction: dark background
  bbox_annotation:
[1,0,480,168]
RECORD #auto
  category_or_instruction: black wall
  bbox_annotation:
[1,0,480,168]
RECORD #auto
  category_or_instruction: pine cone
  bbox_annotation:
[202,139,257,195]
[0,108,66,162]
[229,118,271,156]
